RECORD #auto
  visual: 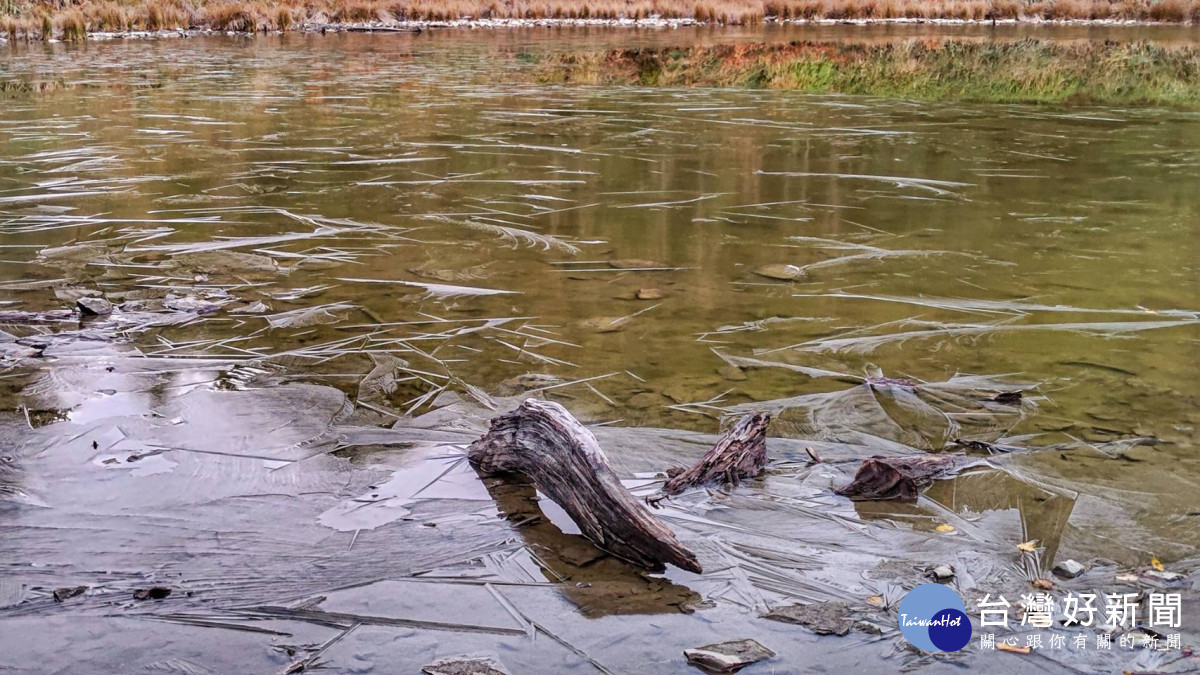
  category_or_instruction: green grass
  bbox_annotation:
[529,39,1200,106]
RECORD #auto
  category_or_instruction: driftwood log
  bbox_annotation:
[468,398,702,573]
[662,413,771,496]
[834,454,969,501]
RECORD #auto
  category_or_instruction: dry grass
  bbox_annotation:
[145,1,193,29]
[57,8,85,39]
[331,0,389,22]
[2,15,19,39]
[86,2,129,30]
[203,2,258,30]
[2,0,1199,40]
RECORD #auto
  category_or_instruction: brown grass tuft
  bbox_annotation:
[87,3,129,31]
[144,2,192,30]
[204,2,258,30]
[2,16,18,41]
[331,0,388,21]
[1149,0,1188,20]
[275,4,294,29]
[58,9,86,40]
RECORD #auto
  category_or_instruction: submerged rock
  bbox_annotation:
[764,601,853,636]
[496,373,561,397]
[609,258,666,269]
[717,365,747,382]
[421,656,508,675]
[163,294,230,315]
[577,316,628,333]
[684,639,775,672]
[752,264,804,281]
[168,251,279,276]
[626,392,666,410]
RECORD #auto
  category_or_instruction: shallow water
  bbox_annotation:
[1,28,1199,673]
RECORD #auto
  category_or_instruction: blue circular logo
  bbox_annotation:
[897,584,972,652]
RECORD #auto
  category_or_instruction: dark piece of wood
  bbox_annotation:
[468,399,701,573]
[662,413,771,496]
[834,454,968,501]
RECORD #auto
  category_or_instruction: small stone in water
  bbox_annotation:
[53,586,87,602]
[626,392,666,410]
[609,259,666,269]
[684,639,775,673]
[76,297,113,316]
[764,601,853,636]
[422,656,508,675]
[1144,569,1186,583]
[132,587,171,601]
[752,264,804,281]
[854,620,884,635]
[931,565,955,581]
[717,365,747,382]
[578,317,627,333]
[636,287,665,300]
[496,373,561,396]
[1053,559,1085,578]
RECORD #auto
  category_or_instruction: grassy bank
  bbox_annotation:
[527,39,1200,105]
[2,0,1200,41]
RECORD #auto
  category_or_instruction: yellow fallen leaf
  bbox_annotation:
[935,524,956,533]
[1152,556,1165,572]
[998,643,1032,655]
[1017,540,1038,553]
[867,596,884,607]
[1032,578,1055,590]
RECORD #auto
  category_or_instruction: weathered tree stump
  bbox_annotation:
[661,413,771,496]
[834,454,969,501]
[468,399,702,573]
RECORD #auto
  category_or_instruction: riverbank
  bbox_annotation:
[5,30,1200,107]
[527,38,1200,104]
[1,0,1199,42]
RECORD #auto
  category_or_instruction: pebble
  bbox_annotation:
[1053,559,1085,578]
[1144,569,1186,583]
[752,263,804,281]
[76,297,113,316]
[931,564,955,581]
[422,656,508,675]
